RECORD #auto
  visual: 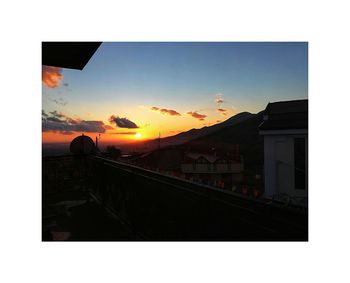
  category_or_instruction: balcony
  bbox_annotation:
[43,154,308,241]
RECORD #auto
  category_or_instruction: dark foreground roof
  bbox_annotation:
[259,99,308,131]
[42,42,102,70]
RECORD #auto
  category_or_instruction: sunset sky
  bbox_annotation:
[42,42,308,144]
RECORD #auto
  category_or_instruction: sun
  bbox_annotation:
[135,132,142,139]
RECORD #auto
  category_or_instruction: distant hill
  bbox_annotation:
[184,112,264,174]
[42,143,70,156]
[145,112,254,149]
[133,112,264,178]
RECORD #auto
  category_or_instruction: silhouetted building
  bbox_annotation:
[181,152,244,188]
[259,99,308,206]
[70,134,96,155]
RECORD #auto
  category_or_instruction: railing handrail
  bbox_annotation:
[90,155,307,214]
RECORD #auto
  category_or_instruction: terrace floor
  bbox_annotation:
[42,192,140,241]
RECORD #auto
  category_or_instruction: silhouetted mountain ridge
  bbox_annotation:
[147,112,254,148]
[185,111,264,174]
[134,111,265,178]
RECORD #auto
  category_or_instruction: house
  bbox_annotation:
[180,152,244,188]
[259,99,308,206]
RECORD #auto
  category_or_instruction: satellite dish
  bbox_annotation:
[70,134,96,155]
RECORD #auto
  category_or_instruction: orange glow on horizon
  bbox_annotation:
[42,106,228,144]
[42,119,217,144]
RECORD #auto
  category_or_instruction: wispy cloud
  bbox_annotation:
[187,111,207,121]
[42,110,106,134]
[50,97,67,106]
[42,66,64,88]
[217,108,228,116]
[151,106,181,116]
[215,93,224,105]
[109,115,139,129]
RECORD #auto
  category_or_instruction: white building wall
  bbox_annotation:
[263,134,308,200]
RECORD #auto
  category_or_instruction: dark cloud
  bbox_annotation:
[42,110,106,134]
[109,115,139,129]
[151,106,181,116]
[103,125,115,130]
[187,111,207,121]
[42,66,64,88]
[217,108,228,116]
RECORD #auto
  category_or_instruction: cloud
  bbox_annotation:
[42,110,48,118]
[42,110,106,134]
[217,108,228,116]
[103,125,115,130]
[215,93,224,105]
[109,115,139,129]
[46,116,65,123]
[42,66,64,88]
[51,97,67,106]
[151,106,181,116]
[50,110,65,118]
[187,111,207,121]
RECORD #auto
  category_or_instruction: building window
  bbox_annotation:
[294,138,306,190]
[207,163,211,171]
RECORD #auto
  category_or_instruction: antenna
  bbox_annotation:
[158,132,161,150]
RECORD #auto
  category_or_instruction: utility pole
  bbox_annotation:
[158,132,161,150]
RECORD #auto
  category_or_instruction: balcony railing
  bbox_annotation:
[43,154,308,241]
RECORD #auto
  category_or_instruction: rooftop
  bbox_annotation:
[259,99,308,131]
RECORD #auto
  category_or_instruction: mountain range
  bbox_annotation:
[134,111,264,177]
[145,111,254,148]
